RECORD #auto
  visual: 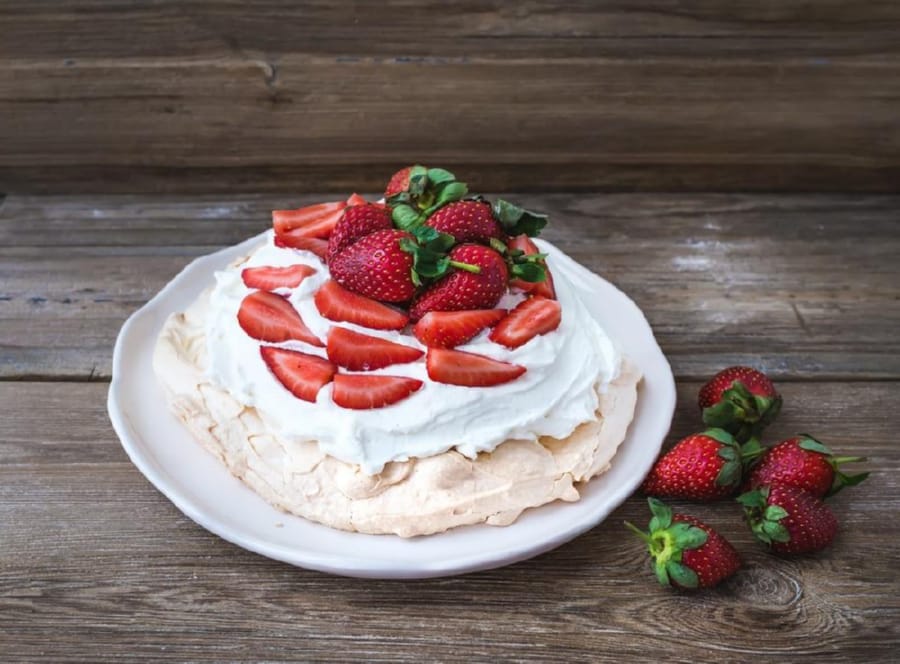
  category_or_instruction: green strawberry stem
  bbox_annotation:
[449,260,481,274]
[832,456,867,465]
[624,521,651,544]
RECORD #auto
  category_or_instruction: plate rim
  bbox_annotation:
[107,234,675,578]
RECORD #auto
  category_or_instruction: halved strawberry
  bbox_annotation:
[260,346,336,403]
[413,309,506,348]
[313,280,409,331]
[326,327,423,371]
[241,264,316,290]
[426,348,526,387]
[237,291,323,347]
[332,374,423,410]
[272,200,346,238]
[274,235,329,260]
[508,234,556,299]
[489,296,561,349]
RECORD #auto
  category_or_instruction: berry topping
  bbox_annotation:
[241,264,316,291]
[327,203,393,263]
[426,348,526,387]
[260,346,336,403]
[237,290,323,347]
[489,296,561,349]
[413,309,506,348]
[329,228,418,302]
[313,280,409,331]
[326,327,423,371]
[332,374,423,410]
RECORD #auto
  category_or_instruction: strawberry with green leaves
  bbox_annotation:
[738,484,838,555]
[625,498,741,590]
[699,366,782,443]
[328,229,418,302]
[641,429,755,501]
[744,434,868,497]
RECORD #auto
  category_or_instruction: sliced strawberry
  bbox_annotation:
[241,264,316,290]
[313,280,409,331]
[346,192,368,206]
[426,348,526,387]
[489,296,561,349]
[272,200,346,237]
[332,374,423,410]
[260,346,336,403]
[508,234,556,299]
[413,309,506,349]
[237,291,323,347]
[273,234,330,260]
[326,327,423,371]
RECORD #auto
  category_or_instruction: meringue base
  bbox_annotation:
[153,291,641,537]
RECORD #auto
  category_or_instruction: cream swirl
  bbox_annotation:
[205,231,620,474]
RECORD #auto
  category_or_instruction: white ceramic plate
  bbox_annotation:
[108,233,675,579]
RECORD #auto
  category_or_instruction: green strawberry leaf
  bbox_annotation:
[426,167,456,185]
[705,428,736,446]
[654,561,671,587]
[647,498,672,529]
[764,505,788,521]
[491,199,549,237]
[762,520,790,543]
[798,434,833,456]
[510,262,547,283]
[434,181,468,207]
[673,525,708,551]
[666,560,699,589]
[715,458,741,487]
[393,204,424,230]
[736,488,768,509]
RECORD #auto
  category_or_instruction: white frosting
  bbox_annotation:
[205,231,621,474]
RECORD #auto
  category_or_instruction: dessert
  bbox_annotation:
[154,167,642,537]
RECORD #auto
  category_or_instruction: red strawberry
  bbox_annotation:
[625,498,741,590]
[699,366,782,442]
[489,296,561,349]
[274,235,329,260]
[326,327,423,371]
[641,429,744,501]
[385,166,416,198]
[237,291,323,347]
[425,200,502,244]
[327,203,393,263]
[272,200,346,239]
[241,264,316,290]
[332,374,423,410]
[329,229,417,302]
[413,309,506,348]
[744,434,868,498]
[260,346,336,403]
[426,348,525,387]
[409,244,509,320]
[739,484,838,555]
[346,192,368,206]
[314,280,409,331]
[507,234,556,299]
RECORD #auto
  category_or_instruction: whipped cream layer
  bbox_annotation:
[205,231,621,474]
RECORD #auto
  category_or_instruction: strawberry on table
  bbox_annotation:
[413,309,506,348]
[641,429,749,501]
[314,280,409,331]
[426,348,526,387]
[489,296,561,349]
[241,264,316,290]
[332,374,423,410]
[738,484,839,555]
[326,327,423,371]
[744,434,868,498]
[699,366,782,442]
[507,234,556,299]
[625,498,741,590]
[329,229,418,302]
[237,290,323,347]
[409,244,509,320]
[326,203,393,263]
[260,346,336,403]
[424,200,502,244]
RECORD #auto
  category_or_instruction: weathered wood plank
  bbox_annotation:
[1,193,898,381]
[1,1,898,193]
[0,380,896,662]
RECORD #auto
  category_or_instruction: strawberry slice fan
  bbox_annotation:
[252,165,562,409]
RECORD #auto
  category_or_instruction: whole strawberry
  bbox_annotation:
[641,429,746,501]
[329,229,417,302]
[409,244,509,320]
[738,484,838,555]
[699,366,782,442]
[327,203,392,262]
[425,200,502,244]
[744,434,868,498]
[385,165,420,198]
[625,498,741,590]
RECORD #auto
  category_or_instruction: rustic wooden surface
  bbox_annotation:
[0,192,898,662]
[2,1,899,194]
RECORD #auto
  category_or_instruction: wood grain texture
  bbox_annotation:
[1,193,898,381]
[2,1,899,193]
[1,380,897,663]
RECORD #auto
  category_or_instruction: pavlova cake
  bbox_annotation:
[154,167,641,537]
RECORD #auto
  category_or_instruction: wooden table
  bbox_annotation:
[1,192,898,661]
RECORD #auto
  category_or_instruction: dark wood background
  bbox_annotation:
[1,1,899,194]
[2,2,900,662]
